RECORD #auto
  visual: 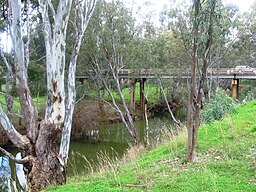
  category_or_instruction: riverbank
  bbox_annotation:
[0,96,181,145]
[0,98,143,145]
[45,100,256,191]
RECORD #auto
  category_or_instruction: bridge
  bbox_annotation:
[76,68,256,110]
[207,68,256,79]
[77,68,256,80]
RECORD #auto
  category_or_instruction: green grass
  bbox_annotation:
[45,100,256,192]
[0,94,46,113]
[89,83,161,105]
[0,83,159,113]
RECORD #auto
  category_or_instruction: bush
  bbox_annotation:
[243,88,256,102]
[201,89,237,123]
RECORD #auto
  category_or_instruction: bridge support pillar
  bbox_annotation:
[130,79,137,110]
[140,78,146,113]
[231,79,239,99]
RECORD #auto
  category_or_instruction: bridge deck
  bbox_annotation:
[76,68,256,80]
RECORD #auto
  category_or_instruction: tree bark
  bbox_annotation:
[187,0,200,163]
[59,0,96,164]
[187,0,216,163]
[27,121,65,191]
[0,0,96,191]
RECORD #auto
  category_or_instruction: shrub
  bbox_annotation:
[243,88,256,102]
[201,89,237,123]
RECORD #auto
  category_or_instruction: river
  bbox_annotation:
[68,115,176,175]
[0,115,177,191]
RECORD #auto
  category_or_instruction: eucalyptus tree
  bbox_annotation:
[160,0,239,161]
[0,0,95,191]
[164,0,239,68]
[206,3,239,90]
[161,0,217,162]
[79,0,141,145]
[223,2,256,67]
[187,0,217,162]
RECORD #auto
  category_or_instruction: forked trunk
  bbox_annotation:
[23,121,65,191]
[27,157,65,191]
[0,0,96,191]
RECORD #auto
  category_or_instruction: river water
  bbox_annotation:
[68,115,176,175]
[0,115,177,191]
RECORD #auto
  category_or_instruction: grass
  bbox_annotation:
[0,83,159,114]
[89,83,161,105]
[0,94,46,113]
[45,100,256,192]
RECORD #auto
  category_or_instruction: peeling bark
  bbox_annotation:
[0,0,96,191]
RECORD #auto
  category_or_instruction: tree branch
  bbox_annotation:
[158,77,180,125]
[47,0,56,20]
[0,147,33,164]
[59,0,96,164]
[0,47,13,76]
[0,107,30,149]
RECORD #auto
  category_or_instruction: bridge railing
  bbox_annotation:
[207,68,256,75]
[76,68,256,80]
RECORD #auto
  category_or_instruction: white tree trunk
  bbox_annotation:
[0,0,96,190]
[59,0,96,164]
[39,0,72,127]
[0,107,30,149]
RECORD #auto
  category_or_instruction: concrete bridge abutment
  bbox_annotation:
[231,78,239,99]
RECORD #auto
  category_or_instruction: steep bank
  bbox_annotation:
[46,100,256,192]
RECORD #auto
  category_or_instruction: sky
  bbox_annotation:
[0,32,11,52]
[225,0,255,12]
[113,0,255,27]
[130,0,255,12]
[0,0,255,52]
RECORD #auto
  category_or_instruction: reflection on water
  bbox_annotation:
[0,115,176,190]
[0,156,11,192]
[0,154,27,192]
[15,153,27,191]
[68,116,175,175]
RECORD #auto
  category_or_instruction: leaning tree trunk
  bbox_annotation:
[158,77,180,125]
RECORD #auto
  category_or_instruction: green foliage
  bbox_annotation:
[222,1,256,67]
[28,61,46,96]
[201,89,237,123]
[244,88,256,102]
